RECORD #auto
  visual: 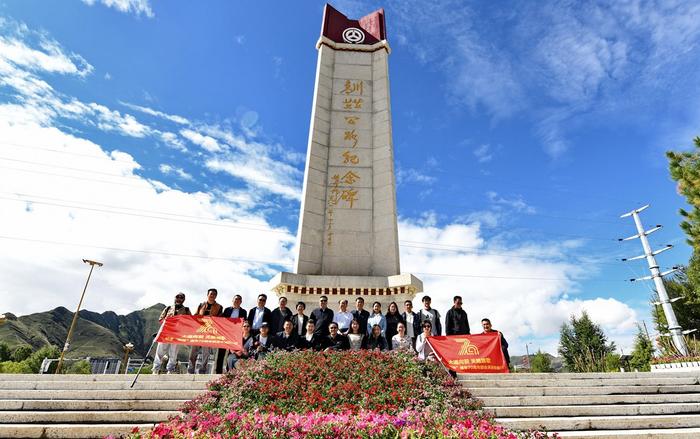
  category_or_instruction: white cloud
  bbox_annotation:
[206,156,301,201]
[180,128,222,153]
[0,36,93,77]
[121,102,190,125]
[0,113,295,318]
[473,143,494,163]
[486,191,536,214]
[88,103,151,137]
[159,164,193,181]
[388,0,700,159]
[398,217,638,354]
[0,19,309,322]
[159,132,187,152]
[396,167,436,185]
[81,0,154,18]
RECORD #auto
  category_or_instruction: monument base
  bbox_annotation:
[269,272,423,308]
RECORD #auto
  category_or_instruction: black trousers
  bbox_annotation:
[215,348,227,374]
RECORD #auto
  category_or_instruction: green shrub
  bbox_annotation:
[11,345,33,362]
[24,345,61,373]
[0,342,10,362]
[0,360,33,373]
[530,350,554,373]
[66,360,92,374]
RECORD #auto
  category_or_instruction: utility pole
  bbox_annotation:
[620,205,688,356]
[55,259,103,374]
[524,343,532,370]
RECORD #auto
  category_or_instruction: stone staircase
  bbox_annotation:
[3,371,700,438]
[459,371,700,438]
[0,374,212,438]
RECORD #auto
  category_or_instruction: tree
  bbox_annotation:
[653,268,700,338]
[66,360,91,374]
[11,345,32,362]
[558,311,616,372]
[629,325,654,372]
[667,137,700,248]
[530,350,553,373]
[24,345,61,373]
[0,342,10,362]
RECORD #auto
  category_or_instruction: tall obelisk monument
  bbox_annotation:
[270,4,422,306]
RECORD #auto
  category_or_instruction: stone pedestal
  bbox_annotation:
[270,272,422,309]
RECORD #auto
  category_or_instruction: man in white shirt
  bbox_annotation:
[418,296,442,336]
[333,299,353,334]
[247,294,271,335]
[402,300,421,346]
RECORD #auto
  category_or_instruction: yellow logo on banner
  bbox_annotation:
[196,318,219,335]
[454,338,480,356]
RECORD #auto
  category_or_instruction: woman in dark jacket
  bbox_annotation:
[364,324,388,351]
[227,321,253,371]
[298,320,323,351]
[384,301,404,350]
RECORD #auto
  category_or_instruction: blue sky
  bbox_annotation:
[1,0,699,355]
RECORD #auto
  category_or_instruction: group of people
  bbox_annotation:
[152,289,510,374]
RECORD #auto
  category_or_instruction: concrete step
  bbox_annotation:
[486,403,700,417]
[0,424,154,438]
[0,381,209,390]
[479,393,700,406]
[554,428,700,438]
[458,372,700,380]
[0,374,219,382]
[496,414,700,431]
[0,389,202,400]
[0,400,185,411]
[0,411,177,424]
[470,385,700,397]
[459,377,700,387]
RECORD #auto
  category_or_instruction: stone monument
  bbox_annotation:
[269,4,423,308]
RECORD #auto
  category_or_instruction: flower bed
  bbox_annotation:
[651,356,700,372]
[121,351,554,438]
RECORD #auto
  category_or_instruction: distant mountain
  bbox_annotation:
[0,304,166,358]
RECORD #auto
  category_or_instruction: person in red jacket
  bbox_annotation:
[187,288,222,374]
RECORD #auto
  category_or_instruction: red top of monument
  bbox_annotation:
[321,4,386,45]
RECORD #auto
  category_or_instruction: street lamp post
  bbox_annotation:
[55,259,103,374]
[122,342,134,374]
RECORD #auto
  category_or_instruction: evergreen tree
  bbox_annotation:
[530,350,553,373]
[0,342,10,362]
[558,311,616,372]
[667,137,700,248]
[11,345,32,362]
[629,325,654,372]
[653,268,700,352]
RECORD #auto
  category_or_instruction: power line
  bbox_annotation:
[1,192,628,261]
[0,235,293,267]
[0,234,630,283]
[0,195,292,235]
[3,143,634,226]
[1,141,137,163]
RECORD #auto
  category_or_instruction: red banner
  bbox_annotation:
[156,315,243,350]
[427,333,509,373]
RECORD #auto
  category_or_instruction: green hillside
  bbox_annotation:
[0,304,166,359]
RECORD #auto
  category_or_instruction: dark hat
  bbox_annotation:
[260,322,270,328]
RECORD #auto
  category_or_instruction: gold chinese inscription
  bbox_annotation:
[342,80,364,95]
[326,79,367,247]
[344,129,358,148]
[342,150,359,165]
[343,98,363,110]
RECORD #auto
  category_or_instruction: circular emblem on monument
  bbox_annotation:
[342,27,365,44]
